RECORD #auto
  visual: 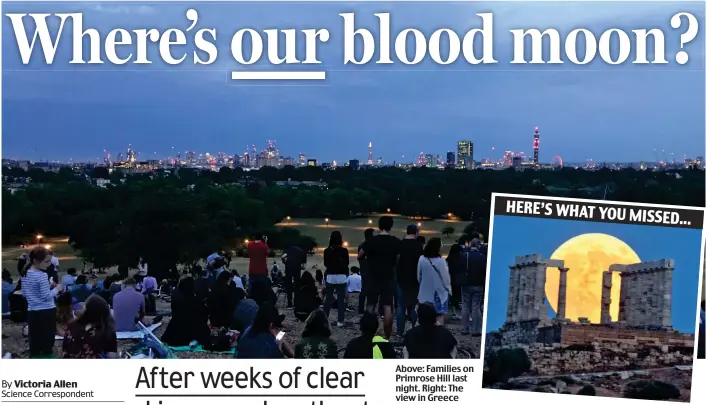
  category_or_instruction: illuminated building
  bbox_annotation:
[368,142,373,165]
[446,152,455,168]
[457,141,474,169]
[298,153,307,167]
[533,127,540,165]
[307,159,317,167]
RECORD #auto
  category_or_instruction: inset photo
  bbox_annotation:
[482,194,704,402]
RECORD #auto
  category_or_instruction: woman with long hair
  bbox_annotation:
[21,246,63,358]
[162,276,210,346]
[62,295,118,358]
[55,291,76,336]
[322,231,349,327]
[208,270,237,328]
[416,238,451,325]
[294,309,338,358]
[294,271,322,322]
[446,243,464,319]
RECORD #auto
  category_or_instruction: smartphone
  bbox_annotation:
[276,331,285,341]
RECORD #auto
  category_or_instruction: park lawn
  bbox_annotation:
[2,216,469,277]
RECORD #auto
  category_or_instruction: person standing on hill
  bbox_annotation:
[247,234,270,298]
[282,243,307,309]
[395,224,422,338]
[21,246,63,358]
[357,228,375,314]
[359,216,400,339]
[323,231,349,327]
[461,238,487,336]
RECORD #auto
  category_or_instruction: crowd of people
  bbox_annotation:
[1,216,487,359]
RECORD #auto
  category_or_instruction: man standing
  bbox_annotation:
[282,243,307,309]
[248,234,270,299]
[395,224,422,338]
[461,238,487,337]
[359,216,400,339]
[357,228,374,314]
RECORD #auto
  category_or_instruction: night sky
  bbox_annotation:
[2,1,704,163]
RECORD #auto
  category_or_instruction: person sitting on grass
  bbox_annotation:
[161,276,210,347]
[97,277,115,307]
[69,275,94,303]
[237,304,293,359]
[56,291,78,336]
[2,269,15,319]
[403,302,457,359]
[61,268,78,289]
[62,295,118,359]
[344,312,396,359]
[112,278,145,332]
[294,272,321,322]
[208,270,238,328]
[295,309,338,359]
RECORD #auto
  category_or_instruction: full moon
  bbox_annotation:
[546,233,640,323]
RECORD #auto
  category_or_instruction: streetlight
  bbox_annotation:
[343,241,349,248]
[244,239,249,244]
[368,219,373,224]
[286,216,291,221]
[448,212,452,217]
[44,244,52,250]
[325,218,329,227]
[386,208,391,213]
[417,222,422,228]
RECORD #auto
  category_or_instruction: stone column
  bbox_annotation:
[600,271,612,324]
[527,263,538,320]
[556,267,569,320]
[538,263,549,322]
[618,271,630,324]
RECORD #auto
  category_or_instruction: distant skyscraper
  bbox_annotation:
[298,153,307,167]
[424,154,436,168]
[367,142,373,165]
[533,127,540,165]
[349,159,360,170]
[512,156,522,169]
[446,152,455,168]
[457,141,474,169]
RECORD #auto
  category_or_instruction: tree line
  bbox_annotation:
[3,165,703,279]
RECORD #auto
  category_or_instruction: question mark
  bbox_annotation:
[670,12,699,65]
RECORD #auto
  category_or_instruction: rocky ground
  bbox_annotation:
[1,298,481,359]
[488,367,692,401]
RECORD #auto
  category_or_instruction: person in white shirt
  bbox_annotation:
[347,267,362,293]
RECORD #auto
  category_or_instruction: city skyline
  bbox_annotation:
[2,2,705,162]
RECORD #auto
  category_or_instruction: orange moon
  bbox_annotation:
[546,233,640,323]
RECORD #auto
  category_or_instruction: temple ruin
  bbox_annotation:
[487,254,692,348]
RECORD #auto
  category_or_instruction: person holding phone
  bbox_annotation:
[21,246,63,358]
[237,304,293,359]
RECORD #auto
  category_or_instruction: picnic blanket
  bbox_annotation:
[54,322,163,340]
[169,345,235,355]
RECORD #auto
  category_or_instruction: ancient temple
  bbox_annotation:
[487,254,688,348]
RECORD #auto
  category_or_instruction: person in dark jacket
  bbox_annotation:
[162,277,210,346]
[282,244,307,309]
[460,238,487,336]
[395,224,422,337]
[208,271,237,328]
[322,231,349,326]
[446,243,465,319]
[294,271,322,322]
[357,228,375,314]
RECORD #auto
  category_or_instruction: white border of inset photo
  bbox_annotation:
[480,192,705,402]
